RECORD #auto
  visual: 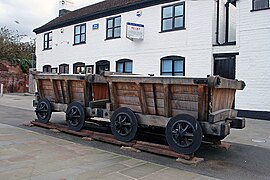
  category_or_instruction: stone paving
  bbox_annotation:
[0,123,217,180]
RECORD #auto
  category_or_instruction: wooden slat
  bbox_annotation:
[117,90,139,97]
[198,85,206,121]
[152,84,158,115]
[137,83,148,114]
[171,100,198,111]
[163,84,172,117]
[51,79,60,103]
[65,80,71,104]
[109,82,119,110]
[36,80,43,98]
[119,104,142,113]
[118,96,140,106]
[60,80,66,104]
[84,82,91,107]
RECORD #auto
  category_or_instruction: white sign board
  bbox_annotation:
[126,22,144,40]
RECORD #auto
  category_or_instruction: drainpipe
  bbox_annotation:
[216,0,220,45]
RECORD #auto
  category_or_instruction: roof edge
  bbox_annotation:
[33,0,179,34]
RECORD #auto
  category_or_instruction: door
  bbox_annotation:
[214,55,236,79]
[96,60,110,74]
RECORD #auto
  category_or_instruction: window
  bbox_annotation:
[106,16,121,39]
[43,65,51,73]
[44,32,52,50]
[116,59,133,73]
[161,56,185,76]
[74,24,86,45]
[85,65,94,74]
[96,60,110,74]
[252,0,269,10]
[161,2,185,32]
[59,64,69,74]
[51,68,58,74]
[73,62,85,74]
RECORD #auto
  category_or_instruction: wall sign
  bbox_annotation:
[92,24,99,30]
[126,22,144,40]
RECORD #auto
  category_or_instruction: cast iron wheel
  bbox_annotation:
[35,98,52,124]
[166,114,202,155]
[110,107,138,142]
[66,102,85,131]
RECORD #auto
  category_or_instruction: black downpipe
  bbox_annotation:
[225,2,230,43]
[216,0,220,45]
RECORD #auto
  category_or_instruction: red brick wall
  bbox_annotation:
[0,60,29,93]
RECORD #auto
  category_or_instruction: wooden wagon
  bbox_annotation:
[33,72,245,154]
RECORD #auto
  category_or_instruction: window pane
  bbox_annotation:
[49,41,52,49]
[81,25,86,34]
[81,34,86,42]
[114,27,121,37]
[49,32,52,40]
[65,66,69,74]
[174,60,183,72]
[75,35,80,44]
[163,19,173,31]
[44,43,48,49]
[175,5,183,16]
[107,29,113,38]
[114,17,121,27]
[163,6,173,18]
[108,19,113,28]
[44,34,48,41]
[162,72,173,76]
[174,17,183,28]
[162,60,172,72]
[117,63,124,72]
[125,62,132,73]
[254,0,269,9]
[75,26,80,34]
[174,73,184,76]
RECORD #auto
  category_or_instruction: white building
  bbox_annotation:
[33,0,270,118]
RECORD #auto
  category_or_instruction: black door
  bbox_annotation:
[96,60,110,74]
[214,55,236,79]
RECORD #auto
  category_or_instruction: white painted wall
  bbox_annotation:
[236,1,270,111]
[36,0,214,77]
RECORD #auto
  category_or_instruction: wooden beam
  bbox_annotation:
[51,79,60,103]
[60,80,66,104]
[152,84,158,115]
[84,81,91,107]
[163,84,171,117]
[137,83,148,114]
[36,79,43,99]
[65,80,71,104]
[197,85,205,121]
[108,81,119,110]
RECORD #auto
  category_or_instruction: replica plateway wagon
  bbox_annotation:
[33,72,246,154]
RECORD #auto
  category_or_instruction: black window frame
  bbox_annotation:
[43,65,51,73]
[161,2,185,33]
[116,59,133,73]
[85,65,94,74]
[59,63,69,74]
[106,16,121,40]
[252,0,270,11]
[43,32,52,50]
[160,56,185,76]
[74,23,86,45]
[73,62,86,74]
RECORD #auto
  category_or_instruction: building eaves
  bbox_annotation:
[33,0,179,34]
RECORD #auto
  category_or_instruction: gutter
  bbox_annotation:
[216,0,220,45]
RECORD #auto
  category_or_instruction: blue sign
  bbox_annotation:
[92,24,99,30]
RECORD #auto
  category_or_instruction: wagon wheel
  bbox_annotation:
[66,102,85,131]
[35,98,52,124]
[110,107,138,142]
[166,114,202,155]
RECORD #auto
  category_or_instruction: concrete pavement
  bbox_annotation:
[0,94,218,180]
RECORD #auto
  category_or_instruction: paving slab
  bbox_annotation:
[0,123,216,180]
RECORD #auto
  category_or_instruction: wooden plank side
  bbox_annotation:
[197,85,206,121]
[51,79,60,103]
[171,93,198,102]
[171,84,198,94]
[65,80,71,104]
[171,109,198,119]
[163,84,172,117]
[116,82,139,91]
[212,88,235,112]
[117,90,139,97]
[109,82,119,110]
[118,104,142,113]
[171,100,198,111]
[137,83,148,114]
[118,96,140,106]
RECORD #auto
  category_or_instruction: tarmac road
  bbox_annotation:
[0,95,270,179]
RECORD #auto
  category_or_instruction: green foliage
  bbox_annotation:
[0,26,35,73]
